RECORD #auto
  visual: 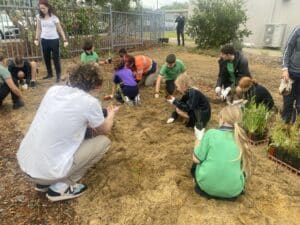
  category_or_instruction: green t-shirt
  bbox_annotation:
[194,128,245,198]
[227,62,236,84]
[0,64,11,85]
[159,59,186,80]
[80,51,99,63]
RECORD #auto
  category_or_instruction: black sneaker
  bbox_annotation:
[30,80,36,88]
[42,75,53,80]
[13,101,24,110]
[35,184,50,192]
[46,183,87,202]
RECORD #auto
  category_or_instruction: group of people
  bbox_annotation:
[0,0,299,202]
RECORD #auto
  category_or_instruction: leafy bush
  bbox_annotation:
[270,115,300,157]
[242,99,270,135]
[186,0,251,49]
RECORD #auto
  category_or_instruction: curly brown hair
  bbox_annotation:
[69,63,103,92]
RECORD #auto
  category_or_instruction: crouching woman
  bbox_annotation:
[192,105,251,199]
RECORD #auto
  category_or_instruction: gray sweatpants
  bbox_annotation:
[29,135,111,185]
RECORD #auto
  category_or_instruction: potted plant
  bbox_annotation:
[242,99,270,145]
[268,114,300,172]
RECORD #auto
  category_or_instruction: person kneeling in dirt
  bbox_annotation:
[0,52,25,109]
[126,54,157,86]
[155,54,186,98]
[215,44,251,102]
[166,73,211,141]
[105,58,140,105]
[17,63,119,202]
[236,77,274,110]
[8,56,37,89]
[192,105,251,199]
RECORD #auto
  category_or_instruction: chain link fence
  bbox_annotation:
[0,1,165,60]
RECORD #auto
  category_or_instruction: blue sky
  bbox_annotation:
[141,0,188,9]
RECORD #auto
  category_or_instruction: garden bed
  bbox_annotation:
[268,146,300,175]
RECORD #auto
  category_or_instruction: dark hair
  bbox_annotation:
[82,39,93,51]
[166,54,176,64]
[126,55,135,68]
[119,48,127,57]
[0,51,5,62]
[113,58,125,71]
[221,44,236,55]
[38,0,53,18]
[14,56,24,66]
[69,64,103,92]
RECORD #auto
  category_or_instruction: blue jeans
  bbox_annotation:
[282,71,300,123]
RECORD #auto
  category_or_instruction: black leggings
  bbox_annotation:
[166,80,175,95]
[41,38,61,79]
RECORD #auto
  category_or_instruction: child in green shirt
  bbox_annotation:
[80,40,99,64]
[192,105,251,199]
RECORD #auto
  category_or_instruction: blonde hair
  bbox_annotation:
[175,72,192,89]
[219,105,252,177]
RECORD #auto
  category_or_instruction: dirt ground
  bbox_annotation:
[0,45,299,225]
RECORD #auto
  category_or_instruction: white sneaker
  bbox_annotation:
[46,183,87,202]
[124,96,134,106]
[134,94,141,105]
[166,117,175,124]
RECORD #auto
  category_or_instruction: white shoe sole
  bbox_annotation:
[46,192,85,202]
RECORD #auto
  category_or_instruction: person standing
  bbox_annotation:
[17,63,119,202]
[281,26,300,123]
[34,0,68,83]
[175,14,185,46]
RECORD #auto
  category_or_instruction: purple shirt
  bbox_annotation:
[113,68,137,87]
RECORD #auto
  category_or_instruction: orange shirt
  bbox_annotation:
[134,55,153,81]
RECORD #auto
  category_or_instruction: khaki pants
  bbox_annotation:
[29,135,111,185]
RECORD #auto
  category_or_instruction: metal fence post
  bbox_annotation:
[109,4,113,51]
[141,7,143,45]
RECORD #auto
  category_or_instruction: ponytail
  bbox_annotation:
[233,123,252,177]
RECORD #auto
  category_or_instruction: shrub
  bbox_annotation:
[242,99,270,136]
[186,0,251,49]
[270,115,300,157]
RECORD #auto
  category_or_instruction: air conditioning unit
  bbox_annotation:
[263,24,286,48]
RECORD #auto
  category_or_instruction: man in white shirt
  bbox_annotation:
[17,63,119,201]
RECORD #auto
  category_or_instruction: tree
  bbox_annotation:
[160,2,188,10]
[186,0,251,49]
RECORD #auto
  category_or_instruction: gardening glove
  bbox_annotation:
[63,40,69,47]
[166,95,175,104]
[34,40,39,46]
[21,84,28,90]
[215,86,221,95]
[221,87,231,100]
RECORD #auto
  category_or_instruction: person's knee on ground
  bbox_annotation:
[17,71,25,80]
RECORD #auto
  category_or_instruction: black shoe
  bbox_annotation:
[19,79,25,85]
[56,78,61,83]
[13,101,24,110]
[30,80,36,88]
[42,75,53,80]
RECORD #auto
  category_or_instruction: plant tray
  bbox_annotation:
[247,133,269,146]
[268,146,300,176]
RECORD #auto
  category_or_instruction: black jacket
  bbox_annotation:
[244,84,274,110]
[173,88,211,129]
[175,16,185,32]
[216,51,251,88]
